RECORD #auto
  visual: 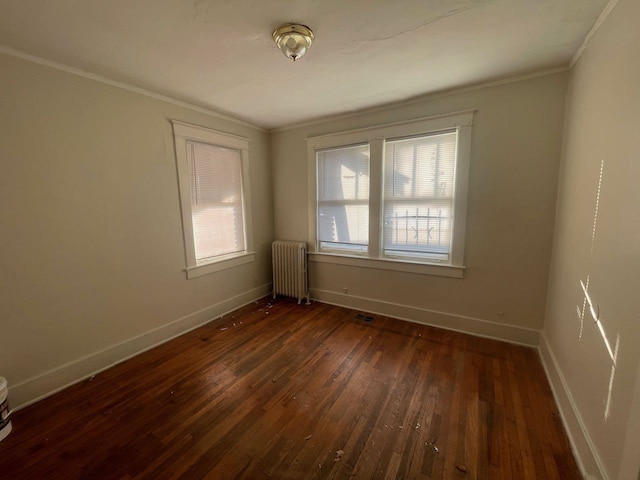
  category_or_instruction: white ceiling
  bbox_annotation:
[0,0,608,129]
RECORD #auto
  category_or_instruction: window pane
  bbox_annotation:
[317,145,370,202]
[383,131,457,260]
[383,201,452,258]
[318,204,369,249]
[187,141,245,261]
[317,144,370,251]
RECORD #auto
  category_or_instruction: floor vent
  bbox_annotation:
[355,313,374,323]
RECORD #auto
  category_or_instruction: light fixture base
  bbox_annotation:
[273,24,315,62]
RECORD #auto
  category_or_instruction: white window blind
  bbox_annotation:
[186,140,246,262]
[316,144,370,253]
[383,130,458,261]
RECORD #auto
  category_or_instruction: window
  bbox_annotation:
[307,111,473,277]
[383,131,457,261]
[173,121,254,279]
[316,144,370,253]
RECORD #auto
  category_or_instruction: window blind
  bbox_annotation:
[383,130,458,261]
[186,140,245,262]
[316,144,370,252]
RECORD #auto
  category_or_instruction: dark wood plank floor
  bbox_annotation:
[0,297,580,480]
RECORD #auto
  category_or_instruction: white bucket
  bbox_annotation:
[0,377,12,442]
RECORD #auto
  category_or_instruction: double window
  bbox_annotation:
[308,111,473,275]
[173,121,254,279]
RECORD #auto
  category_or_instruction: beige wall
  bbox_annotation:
[4,14,636,475]
[542,0,640,478]
[272,72,568,337]
[0,53,274,407]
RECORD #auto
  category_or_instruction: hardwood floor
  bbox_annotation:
[0,298,580,479]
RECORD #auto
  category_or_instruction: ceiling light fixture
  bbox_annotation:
[272,24,314,62]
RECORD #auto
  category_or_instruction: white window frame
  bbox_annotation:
[307,110,473,279]
[172,120,254,279]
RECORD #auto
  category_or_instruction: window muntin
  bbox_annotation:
[316,144,370,253]
[382,131,458,262]
[186,140,246,263]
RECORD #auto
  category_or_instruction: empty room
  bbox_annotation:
[0,0,638,479]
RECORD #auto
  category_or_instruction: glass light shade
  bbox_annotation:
[273,24,314,61]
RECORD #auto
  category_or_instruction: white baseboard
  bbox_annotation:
[9,283,272,410]
[310,288,540,347]
[538,333,607,480]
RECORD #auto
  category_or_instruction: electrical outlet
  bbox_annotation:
[342,287,348,294]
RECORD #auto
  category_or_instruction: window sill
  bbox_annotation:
[309,252,465,278]
[185,252,255,279]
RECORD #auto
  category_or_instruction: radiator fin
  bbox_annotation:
[272,241,310,305]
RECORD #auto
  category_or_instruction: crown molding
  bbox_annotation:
[570,0,620,68]
[271,66,569,133]
[0,42,576,134]
[0,45,267,132]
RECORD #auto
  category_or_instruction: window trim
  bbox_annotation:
[309,251,464,278]
[306,110,473,277]
[172,120,254,278]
